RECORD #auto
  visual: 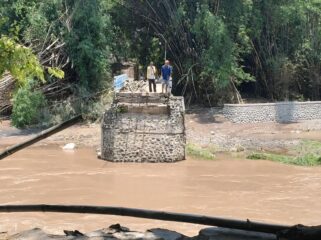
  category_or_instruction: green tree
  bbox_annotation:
[2,0,321,108]
[115,0,321,103]
[0,36,44,85]
[65,0,111,91]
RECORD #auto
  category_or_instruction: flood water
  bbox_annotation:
[0,147,321,236]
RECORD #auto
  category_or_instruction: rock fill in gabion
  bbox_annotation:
[101,92,186,162]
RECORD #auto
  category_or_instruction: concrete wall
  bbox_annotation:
[101,93,186,162]
[223,101,321,123]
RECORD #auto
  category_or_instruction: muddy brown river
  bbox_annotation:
[0,147,321,236]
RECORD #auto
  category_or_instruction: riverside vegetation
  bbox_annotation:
[1,1,321,167]
[1,1,321,128]
[188,140,321,166]
[186,144,216,160]
[248,140,321,166]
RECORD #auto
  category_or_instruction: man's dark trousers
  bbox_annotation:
[149,79,156,92]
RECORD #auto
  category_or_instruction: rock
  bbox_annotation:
[109,224,130,232]
[7,226,161,240]
[277,224,321,240]
[8,228,65,240]
[198,227,276,240]
[148,229,187,240]
[121,80,148,92]
[62,143,76,150]
[236,145,245,152]
[229,147,238,152]
[63,230,84,237]
[113,231,158,240]
[6,226,280,240]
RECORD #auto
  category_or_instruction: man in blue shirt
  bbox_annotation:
[161,60,173,93]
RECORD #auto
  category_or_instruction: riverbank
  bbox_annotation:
[2,109,321,156]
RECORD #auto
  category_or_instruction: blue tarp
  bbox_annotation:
[114,74,128,91]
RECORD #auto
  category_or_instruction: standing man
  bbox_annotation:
[147,62,157,92]
[161,60,173,94]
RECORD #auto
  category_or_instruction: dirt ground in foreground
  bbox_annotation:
[1,110,321,152]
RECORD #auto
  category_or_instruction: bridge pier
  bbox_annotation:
[101,92,186,163]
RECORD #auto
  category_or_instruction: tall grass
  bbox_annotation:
[186,143,215,160]
[248,141,321,166]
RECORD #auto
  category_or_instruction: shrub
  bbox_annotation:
[247,152,321,166]
[186,143,215,160]
[11,86,47,128]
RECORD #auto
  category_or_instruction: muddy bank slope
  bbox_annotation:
[2,110,321,152]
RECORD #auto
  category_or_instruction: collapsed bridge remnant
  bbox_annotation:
[101,92,186,162]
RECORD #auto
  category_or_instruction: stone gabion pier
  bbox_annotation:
[101,92,186,162]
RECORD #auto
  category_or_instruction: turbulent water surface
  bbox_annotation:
[0,147,321,236]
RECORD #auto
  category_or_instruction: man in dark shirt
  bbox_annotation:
[161,60,172,93]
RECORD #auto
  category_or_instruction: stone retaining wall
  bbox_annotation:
[223,101,321,123]
[101,93,186,162]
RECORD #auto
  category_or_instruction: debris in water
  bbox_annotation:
[62,143,76,150]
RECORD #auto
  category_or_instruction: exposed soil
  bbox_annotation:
[2,109,321,152]
[186,109,321,152]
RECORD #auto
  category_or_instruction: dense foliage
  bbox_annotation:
[0,0,112,127]
[11,83,46,128]
[0,36,44,85]
[111,0,321,103]
[1,0,321,126]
